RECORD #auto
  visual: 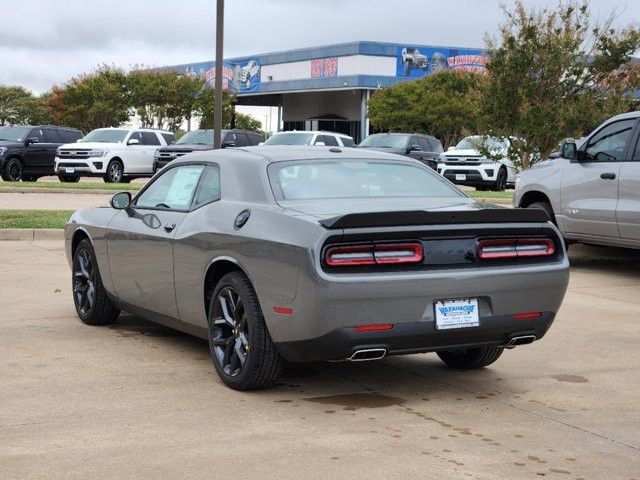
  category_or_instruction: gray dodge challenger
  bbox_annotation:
[65,146,569,390]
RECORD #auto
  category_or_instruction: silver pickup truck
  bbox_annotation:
[514,111,640,249]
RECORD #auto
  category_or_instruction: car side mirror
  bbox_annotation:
[111,191,132,209]
[127,138,140,145]
[314,141,325,146]
[222,141,235,148]
[25,137,39,146]
[447,146,455,151]
[561,141,577,160]
[410,145,420,152]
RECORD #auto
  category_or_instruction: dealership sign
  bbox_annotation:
[180,58,261,93]
[396,46,488,78]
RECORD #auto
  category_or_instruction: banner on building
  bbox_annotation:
[396,46,487,78]
[179,58,261,93]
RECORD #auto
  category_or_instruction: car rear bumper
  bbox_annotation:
[275,312,554,362]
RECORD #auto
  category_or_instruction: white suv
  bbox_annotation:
[438,136,515,191]
[263,131,355,147]
[55,127,175,183]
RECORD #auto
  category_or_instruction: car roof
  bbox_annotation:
[271,130,352,138]
[607,111,640,122]
[93,127,173,133]
[171,145,416,165]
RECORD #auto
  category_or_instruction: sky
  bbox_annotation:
[1,0,639,128]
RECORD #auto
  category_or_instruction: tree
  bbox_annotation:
[367,70,486,148]
[197,87,234,129]
[233,111,262,131]
[482,0,640,169]
[0,86,51,126]
[45,66,130,132]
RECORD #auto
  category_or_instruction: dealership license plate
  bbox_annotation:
[434,298,479,330]
[455,174,466,181]
[65,168,75,173]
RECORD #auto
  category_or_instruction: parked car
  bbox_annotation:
[55,128,175,183]
[263,131,355,147]
[357,133,443,170]
[438,136,515,191]
[65,146,569,390]
[515,111,640,249]
[154,129,262,171]
[0,125,83,181]
[401,47,428,75]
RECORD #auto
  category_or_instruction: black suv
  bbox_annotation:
[154,129,263,171]
[357,133,443,170]
[0,125,83,181]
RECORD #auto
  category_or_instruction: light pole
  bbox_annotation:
[213,0,224,149]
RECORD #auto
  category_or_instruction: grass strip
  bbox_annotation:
[0,181,141,191]
[0,210,74,229]
[466,190,514,199]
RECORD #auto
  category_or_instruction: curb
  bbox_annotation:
[0,229,64,241]
[0,187,135,195]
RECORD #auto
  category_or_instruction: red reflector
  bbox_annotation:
[513,312,542,320]
[273,306,293,315]
[478,238,555,260]
[354,323,394,333]
[325,242,423,266]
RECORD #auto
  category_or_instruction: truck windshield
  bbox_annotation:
[176,130,214,145]
[269,159,463,201]
[358,134,408,149]
[80,129,128,143]
[0,126,31,142]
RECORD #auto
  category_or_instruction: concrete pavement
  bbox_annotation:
[1,240,638,479]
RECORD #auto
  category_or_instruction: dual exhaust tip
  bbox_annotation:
[347,336,536,361]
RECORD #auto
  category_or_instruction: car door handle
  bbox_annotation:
[164,223,176,232]
[600,172,616,180]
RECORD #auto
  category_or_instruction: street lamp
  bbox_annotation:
[213,0,224,149]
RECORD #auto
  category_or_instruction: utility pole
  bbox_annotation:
[213,0,224,149]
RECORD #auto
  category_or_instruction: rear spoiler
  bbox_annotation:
[319,208,550,229]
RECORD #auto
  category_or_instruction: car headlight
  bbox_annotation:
[88,150,107,158]
[0,146,7,156]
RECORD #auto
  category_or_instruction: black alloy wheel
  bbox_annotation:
[2,158,23,181]
[492,168,507,191]
[104,160,124,183]
[73,247,96,318]
[210,285,250,377]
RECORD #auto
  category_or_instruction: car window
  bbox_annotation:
[339,137,355,147]
[161,133,175,145]
[418,137,431,152]
[140,132,161,146]
[428,137,444,153]
[128,131,143,144]
[248,132,263,145]
[135,165,205,210]
[43,129,61,143]
[224,132,237,145]
[59,129,82,143]
[409,136,421,151]
[585,119,636,162]
[317,135,338,146]
[28,129,45,142]
[191,165,221,208]
[234,132,250,147]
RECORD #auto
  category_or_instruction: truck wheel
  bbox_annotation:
[207,272,282,390]
[104,160,124,183]
[437,346,504,369]
[1,157,23,181]
[491,168,507,191]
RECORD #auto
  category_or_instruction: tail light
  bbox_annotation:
[324,242,423,267]
[477,238,555,260]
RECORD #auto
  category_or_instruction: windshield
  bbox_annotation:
[80,129,128,143]
[176,130,215,145]
[359,134,409,149]
[269,160,462,201]
[454,136,507,151]
[0,126,31,142]
[264,132,314,145]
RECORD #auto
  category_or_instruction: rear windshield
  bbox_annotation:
[264,132,314,145]
[268,160,462,201]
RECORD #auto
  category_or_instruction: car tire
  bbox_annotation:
[1,157,23,181]
[437,346,504,369]
[72,238,120,326]
[104,160,124,183]
[207,271,282,390]
[58,174,80,183]
[491,168,507,191]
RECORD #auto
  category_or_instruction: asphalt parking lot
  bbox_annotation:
[1,240,639,479]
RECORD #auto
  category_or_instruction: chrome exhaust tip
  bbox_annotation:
[349,348,387,361]
[506,335,537,348]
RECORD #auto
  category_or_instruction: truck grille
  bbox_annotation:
[58,149,92,159]
[157,150,192,159]
[445,157,482,165]
[58,162,89,168]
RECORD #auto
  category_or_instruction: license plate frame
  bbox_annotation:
[65,167,75,174]
[455,174,466,181]
[434,298,480,330]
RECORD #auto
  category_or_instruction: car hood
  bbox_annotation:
[0,140,21,147]
[280,196,493,219]
[61,142,123,149]
[444,149,482,157]
[158,144,213,152]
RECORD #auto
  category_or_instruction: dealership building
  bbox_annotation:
[164,41,487,142]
